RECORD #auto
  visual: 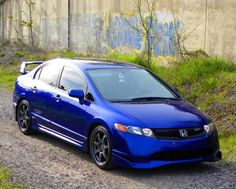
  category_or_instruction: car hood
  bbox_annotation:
[110,100,209,129]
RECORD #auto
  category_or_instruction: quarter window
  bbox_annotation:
[39,64,61,87]
[59,66,86,92]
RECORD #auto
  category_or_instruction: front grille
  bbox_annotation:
[153,126,206,140]
[151,148,213,161]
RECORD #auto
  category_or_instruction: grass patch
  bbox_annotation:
[220,134,236,160]
[150,57,236,108]
[15,51,28,58]
[0,65,19,91]
[60,49,80,58]
[0,167,22,189]
[107,51,144,65]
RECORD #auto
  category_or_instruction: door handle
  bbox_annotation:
[53,94,61,101]
[31,86,38,92]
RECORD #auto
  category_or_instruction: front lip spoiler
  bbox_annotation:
[112,152,205,169]
[13,102,17,121]
[205,150,222,162]
[112,150,222,169]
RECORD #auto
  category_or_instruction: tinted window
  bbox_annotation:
[87,68,177,101]
[39,64,61,86]
[59,67,86,92]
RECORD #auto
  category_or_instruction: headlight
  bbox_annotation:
[142,128,154,137]
[114,123,154,137]
[204,122,215,133]
[126,126,143,135]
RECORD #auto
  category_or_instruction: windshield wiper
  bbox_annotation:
[130,97,182,101]
[109,100,132,103]
[109,97,182,103]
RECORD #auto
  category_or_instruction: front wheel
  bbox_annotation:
[17,100,33,135]
[90,126,113,170]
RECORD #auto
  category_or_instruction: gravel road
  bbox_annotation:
[0,87,236,189]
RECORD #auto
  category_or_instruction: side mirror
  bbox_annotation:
[68,89,85,104]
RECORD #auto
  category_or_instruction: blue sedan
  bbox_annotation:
[13,58,221,169]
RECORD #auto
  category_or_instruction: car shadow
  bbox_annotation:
[30,131,94,162]
[110,162,225,188]
[30,131,224,186]
[116,161,219,175]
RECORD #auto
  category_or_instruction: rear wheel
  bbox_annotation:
[17,100,33,135]
[90,126,113,170]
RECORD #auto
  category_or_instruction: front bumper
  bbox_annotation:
[111,130,221,168]
[13,102,17,121]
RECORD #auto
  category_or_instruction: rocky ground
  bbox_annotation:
[0,87,236,189]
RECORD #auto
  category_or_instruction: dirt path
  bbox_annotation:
[0,87,236,189]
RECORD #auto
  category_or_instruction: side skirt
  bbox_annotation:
[38,124,84,149]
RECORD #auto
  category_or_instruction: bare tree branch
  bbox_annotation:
[171,7,206,61]
[126,0,159,65]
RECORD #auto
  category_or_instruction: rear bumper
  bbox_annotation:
[112,130,221,168]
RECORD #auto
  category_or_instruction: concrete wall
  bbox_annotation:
[0,0,236,58]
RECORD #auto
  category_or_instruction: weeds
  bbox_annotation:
[15,51,28,57]
[0,167,22,189]
[60,49,79,58]
[220,134,236,160]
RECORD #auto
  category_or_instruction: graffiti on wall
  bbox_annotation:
[152,21,182,56]
[106,15,142,50]
[62,11,182,56]
[106,12,182,56]
[1,0,182,57]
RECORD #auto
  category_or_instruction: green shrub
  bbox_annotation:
[15,51,28,57]
[61,49,79,58]
[38,53,47,61]
[107,51,145,65]
[0,52,5,58]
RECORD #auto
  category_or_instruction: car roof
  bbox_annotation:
[48,58,143,70]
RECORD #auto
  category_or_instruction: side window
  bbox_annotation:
[59,66,86,92]
[39,64,61,86]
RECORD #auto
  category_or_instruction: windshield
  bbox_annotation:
[87,68,178,102]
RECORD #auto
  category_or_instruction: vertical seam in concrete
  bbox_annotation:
[1,1,5,40]
[68,0,71,49]
[0,6,1,40]
[204,0,208,51]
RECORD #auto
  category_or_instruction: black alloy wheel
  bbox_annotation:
[17,100,33,135]
[90,126,113,169]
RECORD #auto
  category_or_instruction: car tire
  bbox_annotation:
[17,100,33,135]
[90,126,113,170]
